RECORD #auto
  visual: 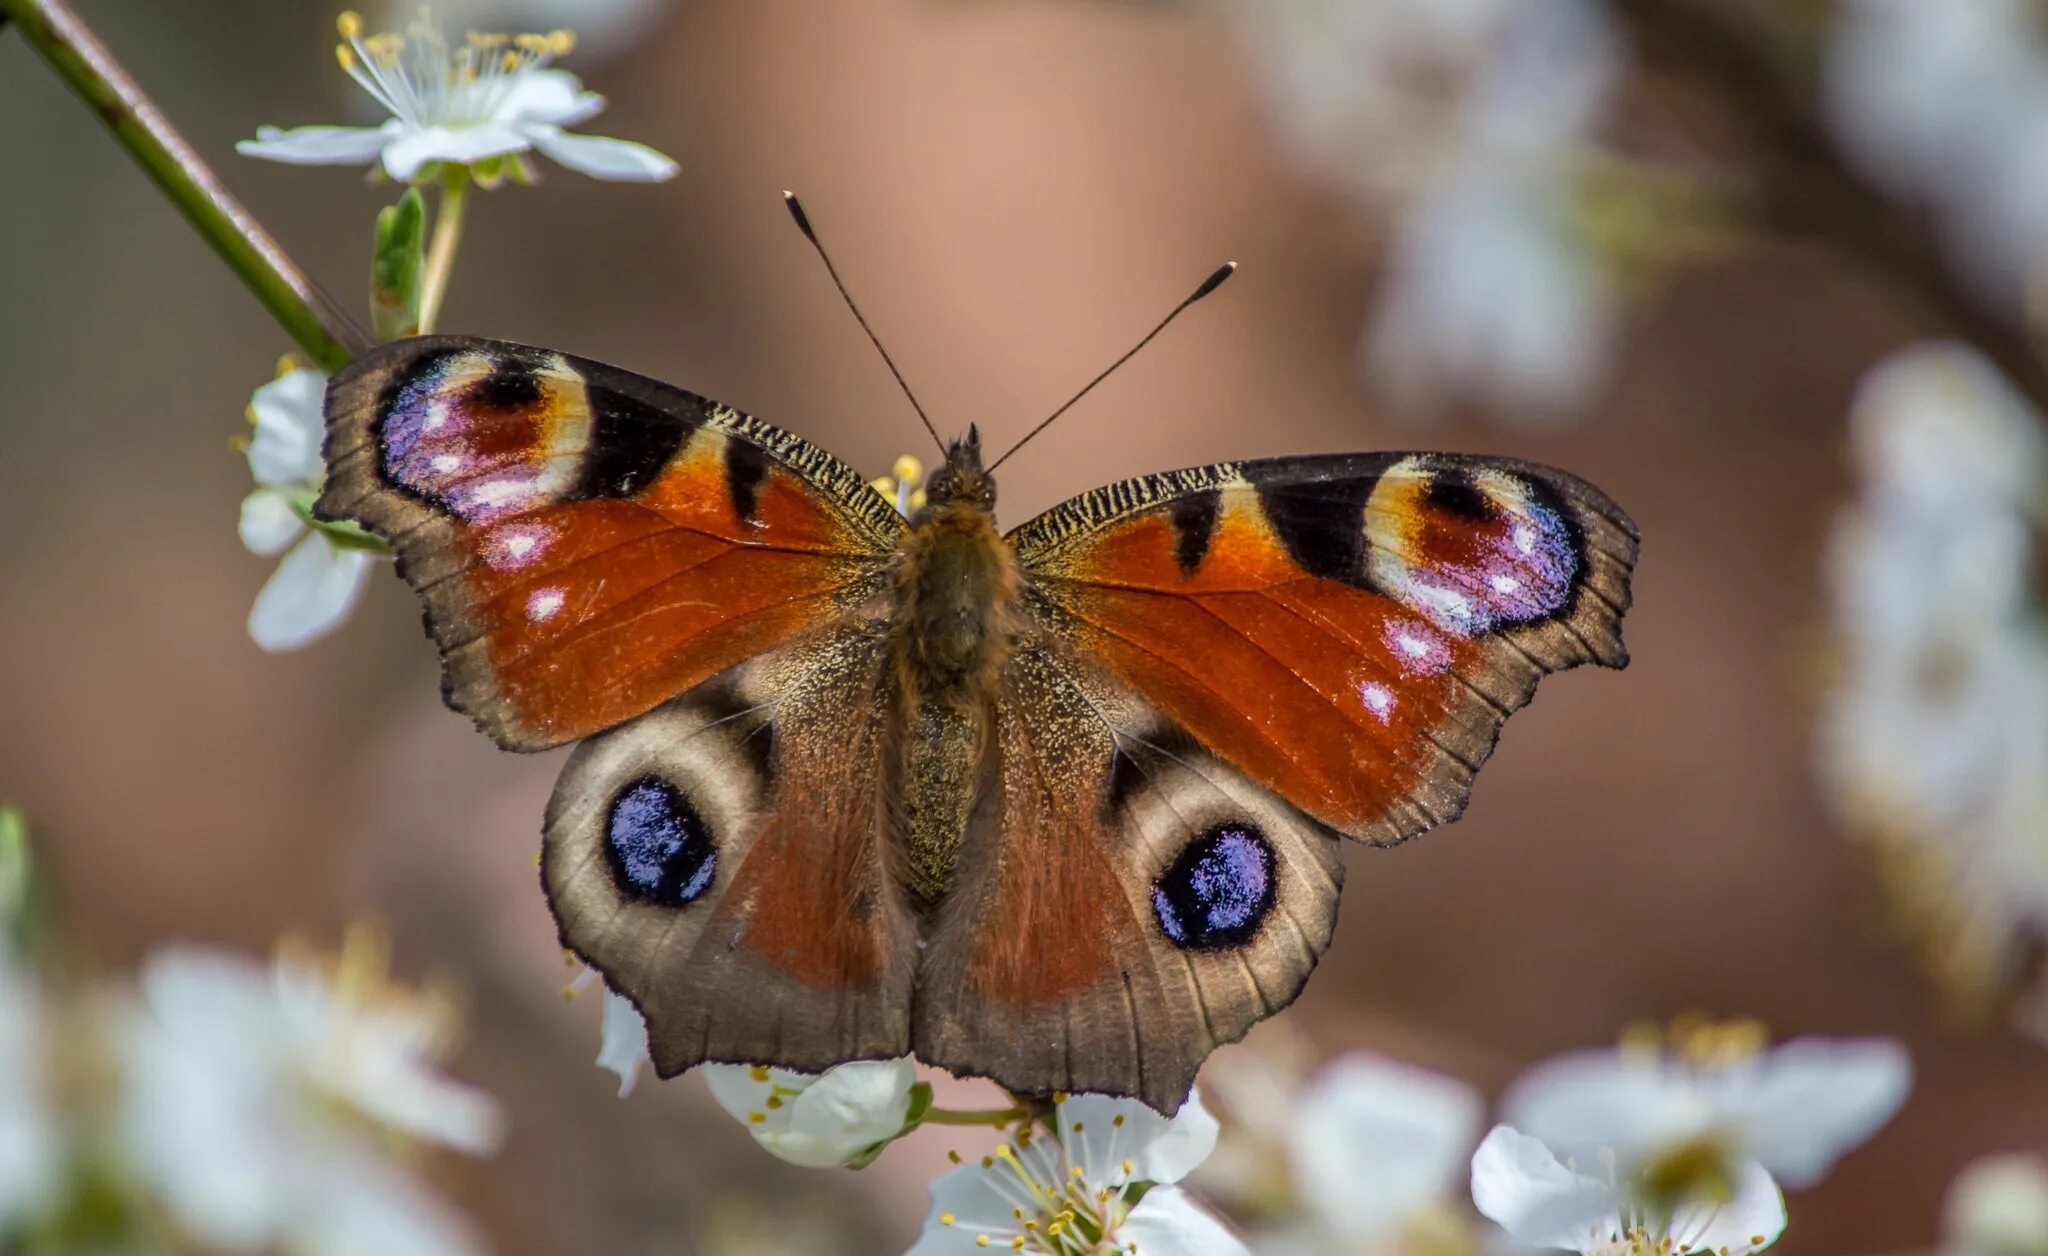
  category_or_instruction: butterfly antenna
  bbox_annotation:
[986,261,1237,473]
[783,191,945,455]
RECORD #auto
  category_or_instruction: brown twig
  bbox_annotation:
[1614,0,2048,411]
[0,0,368,370]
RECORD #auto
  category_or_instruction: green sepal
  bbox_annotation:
[842,1082,935,1172]
[370,187,426,342]
[289,495,391,553]
[0,807,53,956]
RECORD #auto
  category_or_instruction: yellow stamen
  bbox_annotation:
[337,10,363,38]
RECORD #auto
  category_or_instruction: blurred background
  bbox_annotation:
[2,0,2045,1251]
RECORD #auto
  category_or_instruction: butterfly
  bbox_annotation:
[315,205,1637,1114]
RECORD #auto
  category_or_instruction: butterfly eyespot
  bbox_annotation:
[603,776,717,906]
[1150,822,1276,950]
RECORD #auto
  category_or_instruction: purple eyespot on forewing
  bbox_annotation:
[1152,823,1277,950]
[604,776,717,907]
[376,354,567,522]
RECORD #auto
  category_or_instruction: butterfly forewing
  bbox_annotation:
[317,335,905,751]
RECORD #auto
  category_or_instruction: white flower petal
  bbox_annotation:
[595,989,647,1098]
[1471,1124,1620,1251]
[248,536,373,652]
[524,125,679,181]
[1670,1159,1786,1255]
[495,68,606,126]
[1117,1184,1252,1256]
[1288,1052,1481,1241]
[907,1162,1026,1255]
[1059,1090,1218,1187]
[1713,1037,1911,1188]
[703,1057,915,1168]
[247,369,330,486]
[240,490,307,558]
[237,124,394,166]
[381,124,533,182]
[1503,1048,1710,1167]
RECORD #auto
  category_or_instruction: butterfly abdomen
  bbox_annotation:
[889,498,1019,901]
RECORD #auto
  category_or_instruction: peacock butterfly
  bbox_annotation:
[315,198,1637,1114]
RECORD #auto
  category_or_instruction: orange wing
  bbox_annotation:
[318,336,905,750]
[1011,453,1637,843]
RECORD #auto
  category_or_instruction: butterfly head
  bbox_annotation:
[923,425,996,512]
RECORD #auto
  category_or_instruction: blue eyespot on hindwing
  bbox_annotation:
[604,776,717,907]
[1151,822,1277,950]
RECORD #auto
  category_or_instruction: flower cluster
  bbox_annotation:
[0,911,499,1253]
[1226,0,1622,421]
[1817,343,2048,1032]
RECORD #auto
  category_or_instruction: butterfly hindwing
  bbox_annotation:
[912,644,1343,1113]
[543,622,918,1074]
[317,335,905,751]
[1011,452,1637,844]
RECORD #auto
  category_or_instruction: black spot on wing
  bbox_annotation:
[1248,465,1380,584]
[469,359,545,411]
[1423,466,1494,521]
[724,436,769,524]
[1168,488,1220,575]
[571,383,695,499]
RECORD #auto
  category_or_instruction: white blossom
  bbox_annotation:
[118,939,500,1255]
[1472,1124,1786,1256]
[909,1091,1245,1255]
[238,11,676,183]
[704,1057,919,1169]
[1233,0,1620,422]
[1825,0,2048,314]
[0,946,58,1233]
[1818,343,2048,1027]
[1944,1154,2048,1256]
[239,367,376,652]
[1502,1028,1910,1194]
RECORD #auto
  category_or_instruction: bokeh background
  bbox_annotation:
[2,0,2045,1251]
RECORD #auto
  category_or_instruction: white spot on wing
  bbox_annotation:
[526,588,565,622]
[1358,681,1394,721]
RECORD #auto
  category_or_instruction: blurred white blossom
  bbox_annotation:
[1818,343,2048,1029]
[1825,0,2048,315]
[909,1091,1244,1255]
[1502,1022,1910,1195]
[119,936,501,1255]
[1471,1124,1785,1256]
[1199,1044,1482,1254]
[1232,0,1621,421]
[0,946,57,1235]
[239,366,376,652]
[1944,1154,2048,1256]
[705,1057,919,1169]
[239,11,677,183]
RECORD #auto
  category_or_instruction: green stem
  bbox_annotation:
[416,165,470,335]
[922,1105,1030,1128]
[0,0,365,371]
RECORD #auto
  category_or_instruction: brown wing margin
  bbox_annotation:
[316,335,905,750]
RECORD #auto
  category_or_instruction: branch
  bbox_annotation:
[1614,0,2048,412]
[0,0,367,371]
